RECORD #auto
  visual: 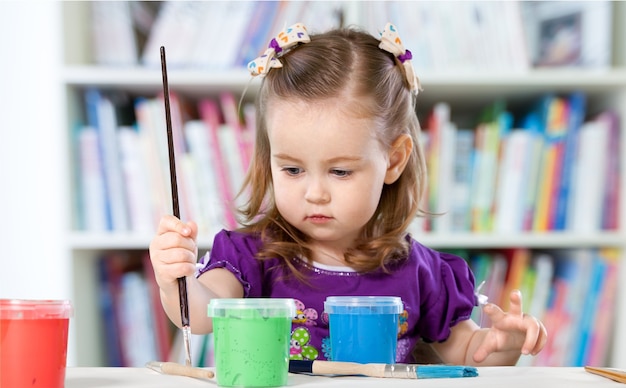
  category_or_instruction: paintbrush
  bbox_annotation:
[146,361,214,380]
[289,360,478,379]
[160,45,192,367]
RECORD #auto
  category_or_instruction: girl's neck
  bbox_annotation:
[309,245,350,267]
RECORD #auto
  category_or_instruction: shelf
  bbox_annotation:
[68,231,626,251]
[62,66,262,96]
[413,232,626,249]
[62,66,626,111]
[63,65,626,89]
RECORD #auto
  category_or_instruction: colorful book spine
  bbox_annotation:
[553,92,586,230]
[598,111,620,230]
[198,98,238,229]
[532,95,566,231]
[586,248,620,366]
[450,128,474,232]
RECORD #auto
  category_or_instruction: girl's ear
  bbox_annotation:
[384,134,413,184]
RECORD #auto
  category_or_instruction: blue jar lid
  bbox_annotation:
[324,296,403,314]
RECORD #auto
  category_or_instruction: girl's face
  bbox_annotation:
[266,99,392,257]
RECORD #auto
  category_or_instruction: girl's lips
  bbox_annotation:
[306,215,332,223]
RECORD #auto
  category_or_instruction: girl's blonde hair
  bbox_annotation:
[238,26,427,274]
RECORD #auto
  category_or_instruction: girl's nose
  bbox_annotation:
[304,177,330,204]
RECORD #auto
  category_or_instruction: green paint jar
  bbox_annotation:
[208,298,296,387]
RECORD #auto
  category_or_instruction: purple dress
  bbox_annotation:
[197,229,477,363]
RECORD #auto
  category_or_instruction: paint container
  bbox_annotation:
[324,296,403,364]
[208,298,296,387]
[0,299,73,388]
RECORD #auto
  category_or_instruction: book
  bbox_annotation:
[134,97,170,226]
[216,123,247,216]
[212,1,256,70]
[567,119,610,232]
[141,2,206,68]
[118,270,159,366]
[84,89,132,232]
[151,92,195,223]
[97,254,125,366]
[198,98,238,229]
[518,111,545,231]
[532,95,568,231]
[527,253,554,321]
[499,248,531,309]
[426,103,453,233]
[572,250,607,366]
[539,250,594,366]
[76,125,108,231]
[586,248,620,366]
[91,1,138,66]
[493,129,533,233]
[516,252,553,367]
[183,119,227,237]
[471,103,511,232]
[219,91,253,171]
[186,2,226,69]
[597,111,620,230]
[553,92,586,230]
[128,1,160,55]
[450,128,474,232]
[235,1,281,67]
[117,126,153,232]
[142,252,174,363]
[521,1,613,69]
[298,1,344,33]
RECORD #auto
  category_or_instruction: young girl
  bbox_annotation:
[149,23,547,366]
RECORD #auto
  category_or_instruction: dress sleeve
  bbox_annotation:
[415,246,477,343]
[195,229,264,297]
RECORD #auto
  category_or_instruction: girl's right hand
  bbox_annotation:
[148,215,199,291]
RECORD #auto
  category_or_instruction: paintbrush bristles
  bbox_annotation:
[384,364,479,379]
[413,365,479,379]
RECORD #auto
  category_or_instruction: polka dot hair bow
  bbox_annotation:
[378,23,421,94]
[247,23,311,77]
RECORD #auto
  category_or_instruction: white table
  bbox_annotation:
[65,367,622,387]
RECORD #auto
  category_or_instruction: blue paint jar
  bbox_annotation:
[324,296,403,364]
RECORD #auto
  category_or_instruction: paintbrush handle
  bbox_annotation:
[310,360,386,378]
[160,45,192,365]
[160,362,214,379]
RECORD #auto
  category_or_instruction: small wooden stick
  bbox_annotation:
[146,361,214,379]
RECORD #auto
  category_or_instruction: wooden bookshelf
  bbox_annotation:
[58,1,626,368]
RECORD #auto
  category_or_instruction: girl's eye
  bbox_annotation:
[282,167,302,176]
[331,169,352,177]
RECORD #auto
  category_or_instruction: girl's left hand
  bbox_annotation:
[472,289,548,363]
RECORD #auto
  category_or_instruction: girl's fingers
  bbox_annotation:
[530,320,548,355]
[155,215,194,237]
[483,302,506,323]
[507,289,523,316]
[472,334,497,363]
[520,316,541,355]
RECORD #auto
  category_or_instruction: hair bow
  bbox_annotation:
[247,23,311,77]
[379,23,421,94]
